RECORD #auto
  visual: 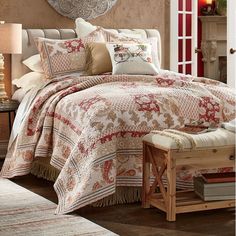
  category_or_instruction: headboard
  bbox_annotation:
[11,28,162,81]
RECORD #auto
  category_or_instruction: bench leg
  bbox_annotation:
[142,143,151,208]
[166,152,176,222]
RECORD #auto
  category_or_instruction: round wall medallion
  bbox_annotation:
[48,0,118,20]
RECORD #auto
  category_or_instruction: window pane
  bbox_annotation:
[179,0,183,11]
[186,0,192,11]
[179,65,183,73]
[186,14,192,36]
[186,64,192,74]
[186,39,192,61]
[179,39,183,62]
[178,14,183,37]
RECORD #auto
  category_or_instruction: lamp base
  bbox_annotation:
[0,97,10,103]
[0,53,8,100]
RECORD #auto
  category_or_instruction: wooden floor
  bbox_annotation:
[1,159,235,236]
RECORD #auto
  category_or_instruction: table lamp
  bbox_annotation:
[206,0,213,12]
[0,22,22,102]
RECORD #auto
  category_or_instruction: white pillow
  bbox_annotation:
[144,37,161,71]
[106,43,159,75]
[75,18,97,38]
[23,54,43,73]
[12,72,46,92]
[12,88,28,102]
[75,18,142,39]
[118,32,142,39]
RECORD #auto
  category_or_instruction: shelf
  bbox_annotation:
[149,190,235,214]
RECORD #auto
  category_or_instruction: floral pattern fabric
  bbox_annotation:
[35,29,105,79]
[1,71,235,214]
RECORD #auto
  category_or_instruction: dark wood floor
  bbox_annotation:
[1,159,235,236]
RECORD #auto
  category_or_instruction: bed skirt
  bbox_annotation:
[31,157,142,207]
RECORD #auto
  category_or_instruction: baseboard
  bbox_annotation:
[0,140,8,159]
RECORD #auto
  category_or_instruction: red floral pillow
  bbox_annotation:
[35,29,105,79]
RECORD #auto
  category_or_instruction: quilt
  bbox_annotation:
[1,71,235,214]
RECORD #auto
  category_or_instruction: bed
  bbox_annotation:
[1,28,235,214]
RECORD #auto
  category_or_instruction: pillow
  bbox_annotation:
[101,28,142,44]
[35,29,105,79]
[12,88,28,103]
[75,18,142,40]
[74,19,160,69]
[85,31,152,76]
[12,72,46,92]
[86,40,160,76]
[85,42,112,75]
[145,37,160,71]
[106,43,159,75]
[75,18,97,38]
[23,54,43,73]
[102,29,160,70]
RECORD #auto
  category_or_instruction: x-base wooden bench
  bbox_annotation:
[142,128,235,221]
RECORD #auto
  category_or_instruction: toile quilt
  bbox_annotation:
[1,71,235,214]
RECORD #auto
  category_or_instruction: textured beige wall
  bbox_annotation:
[0,0,170,140]
[0,0,170,68]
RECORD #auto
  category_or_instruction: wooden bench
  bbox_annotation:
[142,128,235,221]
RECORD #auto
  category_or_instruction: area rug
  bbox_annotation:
[0,178,118,236]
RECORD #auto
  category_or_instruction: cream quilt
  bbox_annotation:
[1,71,235,214]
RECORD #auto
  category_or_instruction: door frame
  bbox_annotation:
[227,0,236,88]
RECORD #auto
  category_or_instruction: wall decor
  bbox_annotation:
[47,0,118,20]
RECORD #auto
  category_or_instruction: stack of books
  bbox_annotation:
[194,172,236,201]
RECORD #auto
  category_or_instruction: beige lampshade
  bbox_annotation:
[0,23,22,54]
[206,0,212,4]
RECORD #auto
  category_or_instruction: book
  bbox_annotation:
[194,177,235,201]
[177,124,217,135]
[201,172,236,183]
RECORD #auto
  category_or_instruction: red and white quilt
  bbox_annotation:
[1,71,235,213]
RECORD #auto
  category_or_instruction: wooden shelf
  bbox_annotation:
[149,190,235,214]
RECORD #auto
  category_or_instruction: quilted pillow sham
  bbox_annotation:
[106,43,159,75]
[35,29,105,79]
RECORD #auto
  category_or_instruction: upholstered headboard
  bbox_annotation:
[11,28,162,81]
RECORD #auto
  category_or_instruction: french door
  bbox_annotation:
[170,0,198,76]
[227,0,236,89]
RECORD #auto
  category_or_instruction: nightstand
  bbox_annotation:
[0,100,19,134]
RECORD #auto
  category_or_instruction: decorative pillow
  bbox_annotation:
[102,29,160,70]
[23,54,43,73]
[85,42,112,75]
[12,72,46,92]
[106,43,159,75]
[35,30,105,79]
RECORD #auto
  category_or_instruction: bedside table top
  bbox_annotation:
[0,100,19,112]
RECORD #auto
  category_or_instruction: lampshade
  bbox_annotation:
[0,22,22,54]
[206,0,212,4]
